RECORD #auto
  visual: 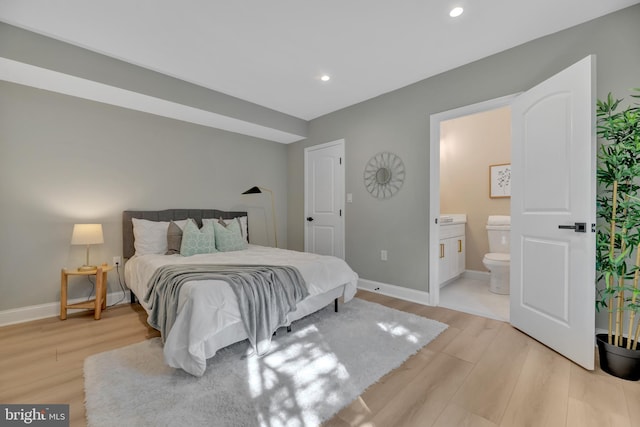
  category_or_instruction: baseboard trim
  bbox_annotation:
[358,278,431,306]
[0,290,131,327]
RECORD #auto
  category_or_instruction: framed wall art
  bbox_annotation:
[489,163,511,198]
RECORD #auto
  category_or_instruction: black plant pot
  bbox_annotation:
[596,334,640,381]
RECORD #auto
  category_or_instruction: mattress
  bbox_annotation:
[125,244,358,376]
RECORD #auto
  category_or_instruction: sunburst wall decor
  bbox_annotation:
[363,152,406,199]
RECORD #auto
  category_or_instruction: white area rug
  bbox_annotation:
[84,298,448,427]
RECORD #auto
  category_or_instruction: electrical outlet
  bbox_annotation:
[380,250,388,261]
[113,256,121,266]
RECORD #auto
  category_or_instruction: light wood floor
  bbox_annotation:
[1,290,638,427]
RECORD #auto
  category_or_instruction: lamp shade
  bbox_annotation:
[242,186,262,195]
[71,224,104,245]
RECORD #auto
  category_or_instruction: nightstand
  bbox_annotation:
[60,265,114,320]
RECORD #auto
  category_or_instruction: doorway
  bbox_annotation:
[428,94,517,316]
[438,107,511,321]
[429,56,596,370]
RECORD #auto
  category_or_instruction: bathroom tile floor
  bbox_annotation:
[439,274,510,321]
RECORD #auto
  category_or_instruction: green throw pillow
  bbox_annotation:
[180,219,217,256]
[214,219,248,252]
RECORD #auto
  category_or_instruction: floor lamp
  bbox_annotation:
[242,186,278,248]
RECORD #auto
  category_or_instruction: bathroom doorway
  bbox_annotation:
[429,57,596,368]
[429,95,516,321]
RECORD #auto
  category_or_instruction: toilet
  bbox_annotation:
[482,215,511,295]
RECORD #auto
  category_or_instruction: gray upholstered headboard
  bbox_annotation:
[122,209,248,260]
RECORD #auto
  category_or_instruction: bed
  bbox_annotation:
[122,209,358,376]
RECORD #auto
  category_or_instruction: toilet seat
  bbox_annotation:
[484,253,510,263]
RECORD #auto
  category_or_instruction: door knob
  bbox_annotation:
[558,222,586,233]
[306,217,314,222]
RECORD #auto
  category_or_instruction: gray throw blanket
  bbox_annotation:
[143,264,308,356]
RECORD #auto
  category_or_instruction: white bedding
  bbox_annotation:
[125,244,358,376]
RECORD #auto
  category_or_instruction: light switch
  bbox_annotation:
[347,193,353,203]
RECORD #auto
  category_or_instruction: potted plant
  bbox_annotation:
[596,87,640,381]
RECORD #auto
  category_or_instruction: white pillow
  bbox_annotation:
[203,216,248,243]
[132,218,189,255]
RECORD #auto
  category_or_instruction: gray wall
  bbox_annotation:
[0,21,299,312]
[0,80,288,311]
[287,5,640,295]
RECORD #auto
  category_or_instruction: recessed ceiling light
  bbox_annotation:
[320,74,331,82]
[449,7,464,18]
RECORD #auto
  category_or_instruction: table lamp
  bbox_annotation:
[71,224,104,271]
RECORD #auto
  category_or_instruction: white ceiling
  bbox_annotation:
[1,0,638,121]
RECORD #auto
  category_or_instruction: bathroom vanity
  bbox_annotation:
[439,214,466,287]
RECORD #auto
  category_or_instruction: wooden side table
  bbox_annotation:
[60,265,114,320]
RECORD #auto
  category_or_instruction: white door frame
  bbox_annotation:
[304,139,346,257]
[428,94,518,306]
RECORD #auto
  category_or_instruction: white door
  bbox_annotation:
[511,55,596,370]
[304,140,345,258]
